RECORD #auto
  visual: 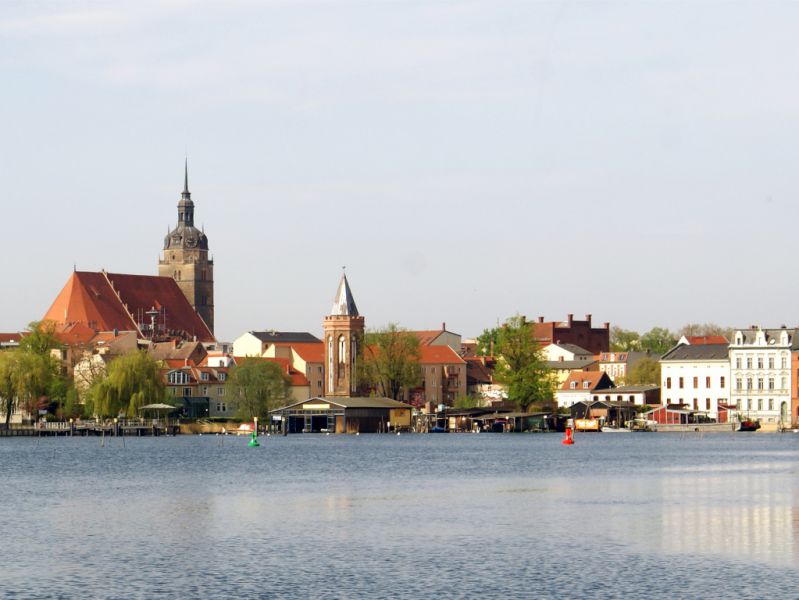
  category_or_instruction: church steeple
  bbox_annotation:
[159,158,214,333]
[323,272,365,397]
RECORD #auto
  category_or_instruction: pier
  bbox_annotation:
[0,419,179,437]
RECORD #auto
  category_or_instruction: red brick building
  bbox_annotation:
[533,314,610,354]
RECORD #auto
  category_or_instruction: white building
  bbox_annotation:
[729,327,792,425]
[542,343,594,363]
[660,343,730,419]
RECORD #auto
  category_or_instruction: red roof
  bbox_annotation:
[43,271,214,343]
[275,342,324,363]
[413,330,445,345]
[685,335,728,345]
[0,333,21,343]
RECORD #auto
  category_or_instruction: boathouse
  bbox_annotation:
[270,397,413,433]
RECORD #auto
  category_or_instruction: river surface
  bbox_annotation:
[2,432,799,599]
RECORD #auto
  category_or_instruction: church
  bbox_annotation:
[43,163,216,344]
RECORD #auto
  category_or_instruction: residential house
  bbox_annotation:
[555,372,615,408]
[598,351,652,385]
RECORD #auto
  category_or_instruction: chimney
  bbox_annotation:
[567,314,573,325]
[538,316,544,324]
[442,322,446,331]
[585,314,592,324]
[603,322,610,329]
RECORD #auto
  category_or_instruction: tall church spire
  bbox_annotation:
[182,158,190,197]
[330,272,359,317]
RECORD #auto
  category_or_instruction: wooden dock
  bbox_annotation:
[0,420,179,437]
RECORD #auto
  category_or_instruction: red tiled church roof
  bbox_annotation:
[43,271,215,343]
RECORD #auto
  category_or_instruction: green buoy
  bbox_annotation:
[248,417,260,447]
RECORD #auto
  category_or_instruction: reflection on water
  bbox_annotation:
[2,434,799,598]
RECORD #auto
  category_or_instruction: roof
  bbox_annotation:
[418,345,465,365]
[660,343,729,361]
[53,322,97,345]
[43,271,215,343]
[545,360,597,370]
[464,357,493,384]
[249,331,322,344]
[559,371,615,392]
[0,333,21,344]
[549,343,592,356]
[272,396,412,411]
[683,335,728,345]
[733,327,794,347]
[283,342,325,363]
[330,274,359,317]
[150,340,206,361]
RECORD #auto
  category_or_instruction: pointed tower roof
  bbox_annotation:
[330,273,359,317]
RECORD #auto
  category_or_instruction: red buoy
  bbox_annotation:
[562,426,574,445]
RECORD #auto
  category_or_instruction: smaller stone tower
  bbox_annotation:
[323,273,364,397]
[158,160,214,333]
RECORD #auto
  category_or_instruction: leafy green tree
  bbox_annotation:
[493,315,554,412]
[476,326,500,356]
[639,327,676,355]
[228,358,290,420]
[452,394,480,409]
[13,351,56,420]
[86,351,165,418]
[610,327,641,351]
[625,357,661,385]
[19,320,61,355]
[678,323,732,341]
[361,324,422,400]
[0,351,19,427]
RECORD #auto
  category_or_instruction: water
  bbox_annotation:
[2,432,799,599]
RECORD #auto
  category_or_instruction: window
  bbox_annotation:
[679,377,684,389]
[748,399,752,410]
[736,378,742,390]
[736,358,741,369]
[782,357,788,369]
[705,376,711,388]
[202,386,208,396]
[183,387,191,397]
[693,377,698,388]
[201,372,209,381]
[757,378,763,390]
[782,377,787,389]
[583,381,590,389]
[747,378,752,390]
[769,399,774,411]
[747,358,752,369]
[570,382,577,390]
[736,400,741,409]
[706,398,711,410]
[768,378,774,390]
[721,376,726,388]
[217,387,224,396]
[693,399,698,410]
[168,371,189,385]
[758,399,763,411]
[758,358,763,369]
[666,377,672,389]
[219,373,226,382]
[769,357,774,369]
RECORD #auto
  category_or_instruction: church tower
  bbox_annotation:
[158,161,214,333]
[323,273,364,397]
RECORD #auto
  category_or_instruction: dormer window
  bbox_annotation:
[583,381,590,389]
[201,372,209,381]
[570,381,577,390]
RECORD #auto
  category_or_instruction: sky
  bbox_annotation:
[2,0,799,341]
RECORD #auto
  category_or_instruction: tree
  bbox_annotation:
[19,320,61,355]
[476,326,500,356]
[678,323,733,342]
[0,351,19,427]
[360,324,422,400]
[639,327,676,355]
[453,394,481,409]
[493,315,554,412]
[13,351,56,421]
[85,351,165,418]
[228,358,290,420]
[626,357,661,385]
[610,327,641,352]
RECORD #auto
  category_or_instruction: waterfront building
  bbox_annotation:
[533,314,610,354]
[158,161,215,334]
[555,371,615,408]
[659,343,729,419]
[590,384,660,407]
[729,327,792,425]
[162,360,230,418]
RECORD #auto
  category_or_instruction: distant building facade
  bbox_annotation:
[659,343,729,419]
[533,314,610,354]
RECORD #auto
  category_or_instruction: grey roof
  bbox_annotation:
[330,274,359,316]
[272,396,411,411]
[250,331,322,343]
[733,327,794,346]
[552,343,592,356]
[660,343,729,361]
[546,360,597,370]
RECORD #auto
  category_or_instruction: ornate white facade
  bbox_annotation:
[729,327,791,424]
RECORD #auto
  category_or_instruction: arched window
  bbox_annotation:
[327,336,334,393]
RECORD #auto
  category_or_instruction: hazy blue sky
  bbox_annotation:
[2,0,798,341]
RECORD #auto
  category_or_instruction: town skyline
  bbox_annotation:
[3,1,799,341]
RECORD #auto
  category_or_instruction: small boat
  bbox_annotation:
[738,419,761,432]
